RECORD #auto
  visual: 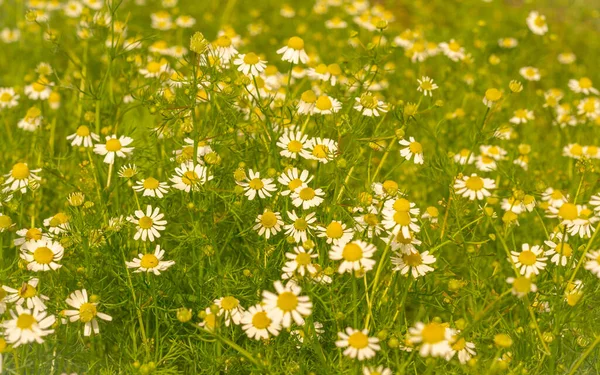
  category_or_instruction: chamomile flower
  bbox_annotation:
[397,137,424,165]
[305,137,337,164]
[63,289,112,336]
[454,174,495,200]
[354,92,388,117]
[24,76,53,100]
[170,162,213,192]
[237,169,277,200]
[542,188,568,208]
[519,66,541,81]
[0,214,13,233]
[363,366,392,375]
[439,39,465,62]
[66,125,100,147]
[577,97,600,119]
[214,296,244,326]
[2,306,55,346]
[353,206,384,239]
[291,184,325,210]
[544,232,573,266]
[20,238,64,272]
[297,90,317,115]
[558,52,576,64]
[510,243,547,277]
[277,169,313,196]
[408,321,454,358]
[262,280,312,328]
[446,335,477,364]
[382,204,421,238]
[253,209,283,239]
[475,155,497,172]
[453,149,475,165]
[138,59,169,78]
[3,278,48,311]
[417,76,438,96]
[284,211,317,243]
[509,109,535,124]
[312,95,342,115]
[241,304,281,340]
[336,327,380,360]
[212,35,238,63]
[93,135,134,164]
[3,163,41,194]
[386,230,422,255]
[526,11,548,35]
[128,205,167,242]
[125,245,175,275]
[132,177,169,198]
[276,131,310,159]
[43,212,70,234]
[329,240,377,274]
[483,88,502,107]
[283,246,318,277]
[564,205,598,238]
[480,145,507,160]
[316,220,354,245]
[233,53,267,76]
[506,276,537,297]
[392,250,436,278]
[0,87,20,109]
[277,36,309,64]
[118,164,139,179]
[13,227,44,247]
[568,77,598,95]
[584,250,600,278]
[498,38,518,48]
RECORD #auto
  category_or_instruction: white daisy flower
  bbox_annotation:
[63,289,112,336]
[233,52,267,76]
[282,246,318,277]
[3,163,41,194]
[329,240,377,274]
[20,238,64,272]
[335,327,380,360]
[510,243,547,277]
[237,169,277,200]
[408,321,454,358]
[354,93,388,117]
[542,188,568,208]
[13,227,44,248]
[276,36,309,64]
[312,95,342,115]
[584,250,600,278]
[564,205,598,238]
[212,35,238,64]
[475,155,497,172]
[276,131,310,159]
[568,77,598,95]
[519,66,541,81]
[43,212,70,234]
[66,125,100,147]
[417,76,439,96]
[127,205,167,242]
[506,276,537,297]
[439,39,465,61]
[253,209,283,239]
[278,168,313,196]
[385,230,422,255]
[0,87,20,108]
[132,177,170,198]
[214,296,244,326]
[392,250,436,278]
[453,149,475,165]
[290,184,325,210]
[262,281,312,328]
[170,162,213,192]
[93,135,134,164]
[526,11,548,35]
[306,137,338,164]
[241,304,281,340]
[297,90,317,115]
[3,278,49,311]
[544,232,573,266]
[445,335,477,364]
[125,245,175,275]
[399,137,424,164]
[509,109,535,124]
[284,211,317,243]
[316,220,354,245]
[363,365,392,375]
[24,77,54,100]
[2,306,55,346]
[353,206,384,239]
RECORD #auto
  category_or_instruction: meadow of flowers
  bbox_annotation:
[0,0,600,373]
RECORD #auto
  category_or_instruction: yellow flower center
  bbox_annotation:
[360,94,377,109]
[260,211,278,228]
[452,337,467,351]
[326,222,344,239]
[555,243,572,256]
[0,215,11,229]
[49,213,68,227]
[403,251,422,266]
[0,92,13,102]
[586,146,598,156]
[294,218,308,231]
[328,63,341,75]
[315,96,332,111]
[579,77,592,89]
[465,176,484,191]
[277,292,298,312]
[182,171,199,186]
[393,198,411,212]
[243,52,260,65]
[315,64,328,74]
[485,88,502,101]
[512,276,532,294]
[579,208,592,219]
[420,81,433,90]
[295,252,312,266]
[408,142,422,154]
[79,302,98,323]
[550,191,564,200]
[215,35,232,47]
[300,90,317,103]
[558,203,578,220]
[287,140,303,153]
[534,16,546,27]
[18,284,37,298]
[105,138,122,152]
[426,206,439,217]
[312,144,329,159]
[421,322,446,344]
[138,216,153,229]
[347,331,369,349]
[252,311,271,329]
[11,163,30,179]
[16,313,36,329]
[220,296,239,311]
[143,177,160,190]
[518,250,537,266]
[287,36,304,50]
[33,246,54,264]
[448,41,461,52]
[248,178,264,190]
[363,213,379,226]
[582,101,595,113]
[342,243,363,261]
[76,125,90,137]
[146,61,162,74]
[393,211,412,226]
[140,253,159,268]
[298,187,315,201]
